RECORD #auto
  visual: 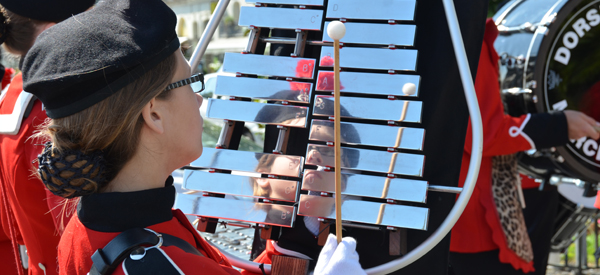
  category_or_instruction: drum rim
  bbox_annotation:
[532,0,600,182]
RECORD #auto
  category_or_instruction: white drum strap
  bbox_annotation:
[0,85,35,135]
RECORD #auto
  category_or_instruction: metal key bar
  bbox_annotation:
[207,99,308,128]
[248,0,324,6]
[326,0,417,21]
[302,169,427,203]
[313,95,422,123]
[223,53,316,79]
[309,119,425,150]
[322,22,416,46]
[315,71,420,97]
[191,148,304,177]
[305,144,424,177]
[183,170,299,202]
[239,6,324,31]
[320,47,418,71]
[176,194,296,227]
[297,194,429,230]
[215,76,312,103]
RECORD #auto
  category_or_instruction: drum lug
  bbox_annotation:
[526,80,537,89]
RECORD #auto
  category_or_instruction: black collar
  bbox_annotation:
[78,176,175,232]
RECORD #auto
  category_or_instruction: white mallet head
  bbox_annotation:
[327,21,346,41]
[402,83,417,96]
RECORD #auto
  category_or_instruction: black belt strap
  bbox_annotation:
[90,228,203,275]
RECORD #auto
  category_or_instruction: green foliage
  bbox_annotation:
[562,225,600,266]
[488,0,506,17]
[208,56,222,73]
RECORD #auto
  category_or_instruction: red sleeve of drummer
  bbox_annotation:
[463,21,533,157]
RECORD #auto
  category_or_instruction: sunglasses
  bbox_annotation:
[163,73,205,93]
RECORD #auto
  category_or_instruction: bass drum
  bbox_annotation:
[494,0,600,183]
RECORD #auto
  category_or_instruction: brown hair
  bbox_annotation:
[36,52,178,198]
[0,6,49,56]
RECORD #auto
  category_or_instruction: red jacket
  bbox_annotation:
[58,181,240,275]
[0,72,67,275]
[450,19,538,273]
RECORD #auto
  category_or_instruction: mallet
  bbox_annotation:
[377,83,417,224]
[327,20,346,244]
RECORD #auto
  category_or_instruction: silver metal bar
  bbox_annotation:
[273,126,288,154]
[315,71,420,97]
[216,119,234,148]
[183,170,299,202]
[322,22,416,46]
[261,37,332,47]
[309,119,425,150]
[326,0,417,21]
[176,194,296,227]
[207,99,308,128]
[245,28,261,53]
[313,95,422,123]
[222,53,316,79]
[189,0,231,74]
[340,222,382,231]
[249,0,324,5]
[302,169,427,203]
[427,185,462,194]
[297,194,429,230]
[190,147,304,177]
[292,30,307,57]
[365,0,483,273]
[320,46,418,71]
[305,144,425,177]
[239,6,324,31]
[214,76,312,103]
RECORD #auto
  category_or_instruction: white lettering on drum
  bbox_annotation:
[554,48,570,65]
[554,9,600,65]
[563,32,579,49]
[573,18,591,37]
[583,139,598,157]
[574,136,587,149]
[587,9,600,26]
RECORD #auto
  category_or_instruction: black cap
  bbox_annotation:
[0,0,95,22]
[22,0,180,119]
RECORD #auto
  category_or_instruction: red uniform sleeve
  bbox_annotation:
[463,39,533,157]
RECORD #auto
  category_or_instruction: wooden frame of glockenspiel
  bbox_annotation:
[181,0,484,274]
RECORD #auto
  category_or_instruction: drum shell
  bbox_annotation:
[495,0,600,182]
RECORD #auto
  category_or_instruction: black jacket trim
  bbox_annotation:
[78,176,175,232]
[522,112,568,149]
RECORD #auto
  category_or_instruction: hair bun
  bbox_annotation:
[37,142,107,198]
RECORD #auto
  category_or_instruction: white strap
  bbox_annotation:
[0,88,35,135]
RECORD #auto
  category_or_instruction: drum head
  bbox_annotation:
[557,183,596,208]
[533,0,600,182]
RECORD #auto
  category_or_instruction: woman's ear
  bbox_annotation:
[141,98,165,134]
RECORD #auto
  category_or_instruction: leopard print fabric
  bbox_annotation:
[491,154,533,262]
